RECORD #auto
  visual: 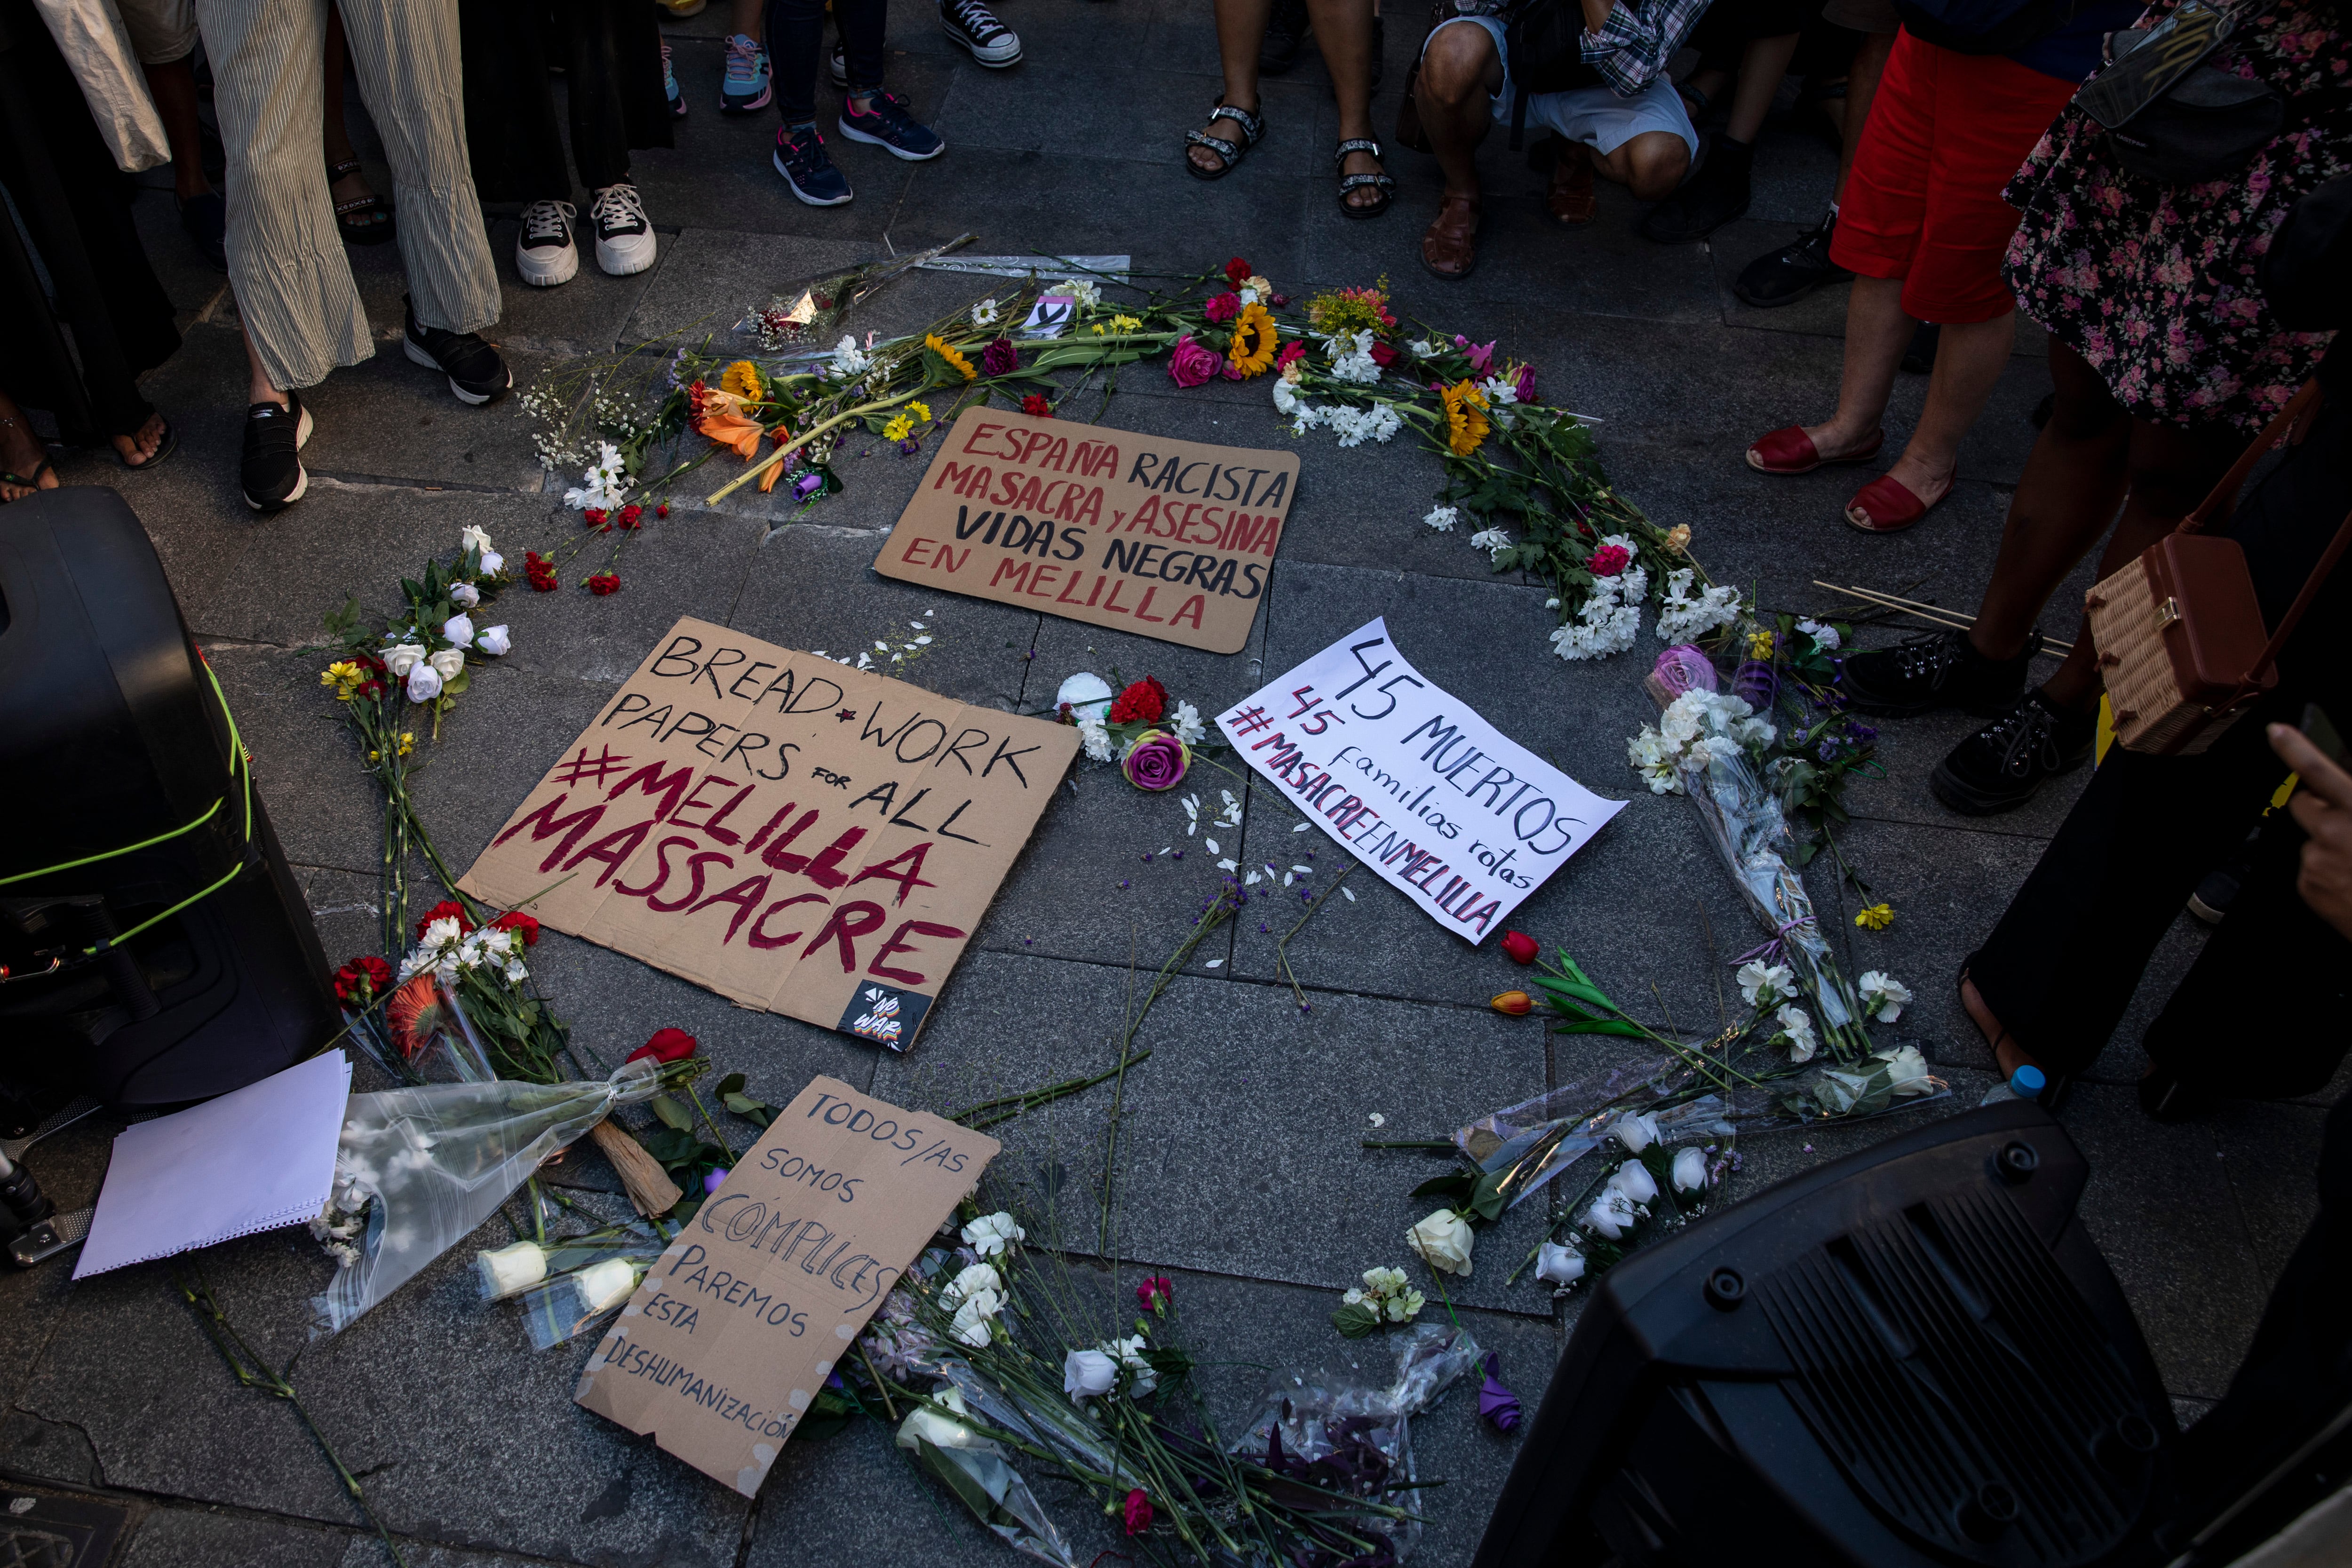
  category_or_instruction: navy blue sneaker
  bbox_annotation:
[837,92,945,161]
[773,125,853,206]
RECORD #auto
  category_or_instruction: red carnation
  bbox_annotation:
[1500,930,1540,965]
[525,549,559,592]
[588,573,621,596]
[583,508,606,528]
[1124,1489,1153,1537]
[1022,393,1053,418]
[1107,677,1168,725]
[491,910,540,947]
[655,502,669,518]
[1588,544,1632,578]
[618,504,643,531]
[1136,1275,1173,1315]
[1369,341,1399,369]
[1224,257,1252,287]
[413,899,474,943]
[1275,340,1306,371]
[628,1027,698,1065]
[333,955,393,1008]
[1203,292,1241,325]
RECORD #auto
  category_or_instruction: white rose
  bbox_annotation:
[1609,1160,1659,1206]
[949,1288,1002,1347]
[460,524,495,557]
[1063,1347,1119,1401]
[383,642,427,677]
[405,662,443,703]
[1672,1146,1708,1193]
[1406,1208,1475,1276]
[449,582,480,608]
[428,648,465,681]
[944,1262,1002,1305]
[1611,1111,1659,1155]
[570,1257,640,1314]
[475,624,511,656]
[896,1385,987,1451]
[440,613,476,648]
[475,1240,546,1297]
[1877,1044,1935,1098]
[1585,1188,1638,1241]
[1536,1242,1586,1286]
[478,550,504,575]
[961,1212,1025,1257]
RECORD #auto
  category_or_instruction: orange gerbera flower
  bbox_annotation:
[1226,303,1278,378]
[1441,380,1491,456]
[383,971,447,1061]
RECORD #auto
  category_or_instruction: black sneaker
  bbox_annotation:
[838,91,945,160]
[1838,627,2040,718]
[1734,212,1853,308]
[402,297,511,406]
[1930,690,2095,816]
[773,124,853,206]
[241,389,311,513]
[1260,0,1310,73]
[830,42,847,86]
[1638,135,1751,244]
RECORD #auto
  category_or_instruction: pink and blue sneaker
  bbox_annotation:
[661,43,686,118]
[720,33,771,114]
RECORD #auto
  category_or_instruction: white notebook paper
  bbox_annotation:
[74,1051,351,1278]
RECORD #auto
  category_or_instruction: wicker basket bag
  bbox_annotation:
[2086,382,2352,755]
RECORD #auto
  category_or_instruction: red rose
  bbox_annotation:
[1203,292,1241,325]
[333,955,392,1007]
[1369,341,1399,369]
[1224,257,1252,287]
[491,910,540,947]
[1500,930,1539,964]
[588,573,620,596]
[1588,544,1632,578]
[628,1027,698,1065]
[583,508,606,527]
[413,899,474,942]
[1022,393,1053,418]
[619,505,643,530]
[1107,676,1168,725]
[656,503,669,518]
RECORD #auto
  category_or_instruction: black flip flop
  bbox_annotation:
[1185,100,1265,181]
[117,415,178,472]
[0,457,56,501]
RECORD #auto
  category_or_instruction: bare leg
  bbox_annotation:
[1800,274,1910,457]
[142,56,215,202]
[1868,309,2016,514]
[0,391,59,499]
[1303,0,1385,208]
[730,0,763,38]
[1962,974,2037,1076]
[1418,23,1500,201]
[1593,130,1691,201]
[1188,0,1275,174]
[1724,32,1798,144]
[244,322,289,409]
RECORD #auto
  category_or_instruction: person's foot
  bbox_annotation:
[838,92,945,160]
[940,0,1022,66]
[587,183,658,274]
[515,199,580,287]
[1546,140,1595,224]
[110,412,170,468]
[328,159,394,245]
[240,389,311,513]
[1638,135,1749,244]
[1930,689,2095,816]
[720,33,771,113]
[402,299,512,406]
[773,125,853,206]
[1187,97,1261,177]
[0,411,58,501]
[1337,141,1388,214]
[1734,211,1853,307]
[1839,626,2040,718]
[1420,191,1479,279]
[662,42,688,118]
[1260,0,1309,73]
[179,191,227,272]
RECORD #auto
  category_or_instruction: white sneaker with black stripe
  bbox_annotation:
[588,182,658,277]
[939,0,1021,66]
[515,199,579,287]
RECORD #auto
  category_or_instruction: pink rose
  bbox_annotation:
[1203,292,1242,324]
[1168,334,1222,389]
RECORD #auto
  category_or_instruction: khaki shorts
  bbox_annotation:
[114,0,198,63]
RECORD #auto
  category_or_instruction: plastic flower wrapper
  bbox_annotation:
[894,1374,1083,1568]
[311,1052,703,1336]
[736,234,976,350]
[513,1250,663,1352]
[475,1220,659,1302]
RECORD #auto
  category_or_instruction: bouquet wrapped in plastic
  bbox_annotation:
[736,233,975,350]
[311,1053,700,1336]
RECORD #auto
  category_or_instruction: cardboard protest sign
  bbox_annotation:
[874,406,1297,655]
[458,618,1078,1049]
[1217,617,1624,942]
[576,1076,998,1496]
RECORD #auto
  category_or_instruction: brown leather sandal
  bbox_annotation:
[1420,191,1479,279]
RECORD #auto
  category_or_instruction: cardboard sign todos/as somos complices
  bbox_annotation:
[575,1076,999,1496]
[458,617,1078,1049]
[874,406,1299,654]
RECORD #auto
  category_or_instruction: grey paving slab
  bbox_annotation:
[119,1506,351,1568]
[939,66,1333,180]
[617,228,880,346]
[746,1409,1055,1568]
[2211,1099,2330,1290]
[206,643,393,878]
[128,186,235,332]
[475,219,673,357]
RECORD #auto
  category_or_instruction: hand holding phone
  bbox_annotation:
[2270,708,2352,939]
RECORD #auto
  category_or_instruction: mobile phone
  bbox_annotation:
[2301,702,2345,764]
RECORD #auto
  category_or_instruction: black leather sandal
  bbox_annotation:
[1185,100,1265,180]
[328,158,396,246]
[1335,137,1394,219]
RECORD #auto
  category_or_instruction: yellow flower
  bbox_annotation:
[926,334,977,382]
[321,661,364,701]
[1226,302,1278,378]
[719,360,764,402]
[907,401,932,425]
[1440,380,1491,457]
[1855,903,1895,931]
[396,732,416,758]
[883,414,914,442]
[1747,630,1775,660]
[1110,313,1142,333]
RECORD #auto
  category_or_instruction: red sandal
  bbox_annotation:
[1745,424,1883,476]
[1843,472,1941,533]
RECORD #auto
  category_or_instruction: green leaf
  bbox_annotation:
[1409,1170,1475,1203]
[723,1092,767,1117]
[1330,1302,1382,1339]
[716,1073,747,1098]
[650,1094,692,1130]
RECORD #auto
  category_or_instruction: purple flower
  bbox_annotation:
[1478,1352,1522,1433]
[703,1167,731,1194]
[1122,731,1190,792]
[981,337,1017,377]
[1512,363,1537,405]
[1652,645,1719,698]
[791,471,824,502]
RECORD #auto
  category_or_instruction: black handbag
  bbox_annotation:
[2075,0,2287,184]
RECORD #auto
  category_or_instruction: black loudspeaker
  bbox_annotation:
[1476,1101,2175,1568]
[0,488,335,1105]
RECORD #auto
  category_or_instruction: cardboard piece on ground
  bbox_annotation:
[575,1076,998,1497]
[458,617,1078,1049]
[1216,616,1625,943]
[874,406,1296,655]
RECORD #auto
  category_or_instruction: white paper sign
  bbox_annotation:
[1216,618,1624,942]
[1019,294,1075,339]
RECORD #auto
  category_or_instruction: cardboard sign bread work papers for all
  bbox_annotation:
[576,1076,999,1496]
[874,406,1297,654]
[459,618,1079,1050]
[1218,618,1625,941]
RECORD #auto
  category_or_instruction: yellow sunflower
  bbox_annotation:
[1441,380,1491,456]
[719,360,764,401]
[1226,302,1278,378]
[926,334,978,382]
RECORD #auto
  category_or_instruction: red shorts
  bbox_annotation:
[1830,31,2078,324]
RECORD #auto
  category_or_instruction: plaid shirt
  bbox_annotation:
[1578,0,1712,95]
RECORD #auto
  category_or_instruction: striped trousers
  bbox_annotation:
[194,0,500,390]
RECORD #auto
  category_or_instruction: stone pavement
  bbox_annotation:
[3,4,2338,1564]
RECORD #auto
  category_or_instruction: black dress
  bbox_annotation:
[460,0,675,204]
[0,0,179,446]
